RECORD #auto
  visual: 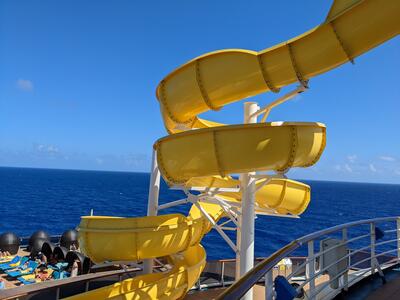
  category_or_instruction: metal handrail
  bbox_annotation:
[217,241,301,300]
[297,216,399,244]
[217,216,400,300]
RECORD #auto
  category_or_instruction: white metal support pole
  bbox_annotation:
[237,102,259,300]
[342,228,348,291]
[143,149,161,274]
[306,240,316,300]
[265,270,274,300]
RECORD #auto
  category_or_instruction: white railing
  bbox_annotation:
[218,216,400,300]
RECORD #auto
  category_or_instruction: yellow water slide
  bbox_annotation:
[68,1,399,299]
[157,0,399,133]
[155,122,325,184]
[68,178,313,300]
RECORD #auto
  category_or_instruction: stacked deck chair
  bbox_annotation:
[0,256,28,271]
[0,255,15,263]
[0,256,20,268]
[17,268,54,285]
[17,274,37,285]
[6,260,39,278]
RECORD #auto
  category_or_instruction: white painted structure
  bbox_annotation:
[144,86,306,298]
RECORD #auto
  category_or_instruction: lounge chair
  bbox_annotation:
[0,256,27,271]
[16,274,37,285]
[6,261,39,278]
[17,268,54,285]
[0,256,19,267]
[0,255,14,263]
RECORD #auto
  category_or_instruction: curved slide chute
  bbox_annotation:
[68,176,312,300]
[157,0,399,133]
[155,122,326,184]
[78,175,313,264]
[68,0,398,299]
[65,244,206,300]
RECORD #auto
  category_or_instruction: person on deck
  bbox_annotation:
[70,259,79,277]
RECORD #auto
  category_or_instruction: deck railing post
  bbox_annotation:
[342,228,349,291]
[221,261,225,287]
[265,269,274,300]
[143,149,161,274]
[306,240,316,300]
[397,218,400,263]
[370,223,376,275]
[85,281,90,292]
[56,287,60,300]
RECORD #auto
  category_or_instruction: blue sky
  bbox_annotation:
[1,1,399,183]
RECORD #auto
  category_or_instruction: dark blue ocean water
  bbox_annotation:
[1,167,400,260]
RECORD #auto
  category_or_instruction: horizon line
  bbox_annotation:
[1,165,399,186]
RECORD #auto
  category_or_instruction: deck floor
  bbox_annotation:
[366,276,400,300]
[184,285,266,300]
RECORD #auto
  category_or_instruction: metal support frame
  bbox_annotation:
[143,86,309,294]
[250,85,306,122]
[194,202,238,252]
[143,149,161,274]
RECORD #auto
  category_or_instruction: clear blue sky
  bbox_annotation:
[1,1,399,183]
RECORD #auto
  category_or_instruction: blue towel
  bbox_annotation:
[53,271,70,280]
[49,262,69,271]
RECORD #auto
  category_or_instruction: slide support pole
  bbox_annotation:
[143,149,161,274]
[237,102,259,300]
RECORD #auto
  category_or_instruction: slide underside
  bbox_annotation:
[71,1,399,299]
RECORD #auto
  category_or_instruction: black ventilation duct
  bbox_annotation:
[0,232,20,254]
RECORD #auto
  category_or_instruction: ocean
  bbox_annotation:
[1,166,400,260]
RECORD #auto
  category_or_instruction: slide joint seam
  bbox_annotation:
[195,59,221,111]
[287,43,309,89]
[159,80,195,126]
[257,55,280,93]
[330,21,355,64]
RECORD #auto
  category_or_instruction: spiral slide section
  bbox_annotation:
[68,175,314,300]
[156,0,399,133]
[68,0,398,299]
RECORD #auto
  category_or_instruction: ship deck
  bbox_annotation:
[1,248,30,289]
[1,253,399,299]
